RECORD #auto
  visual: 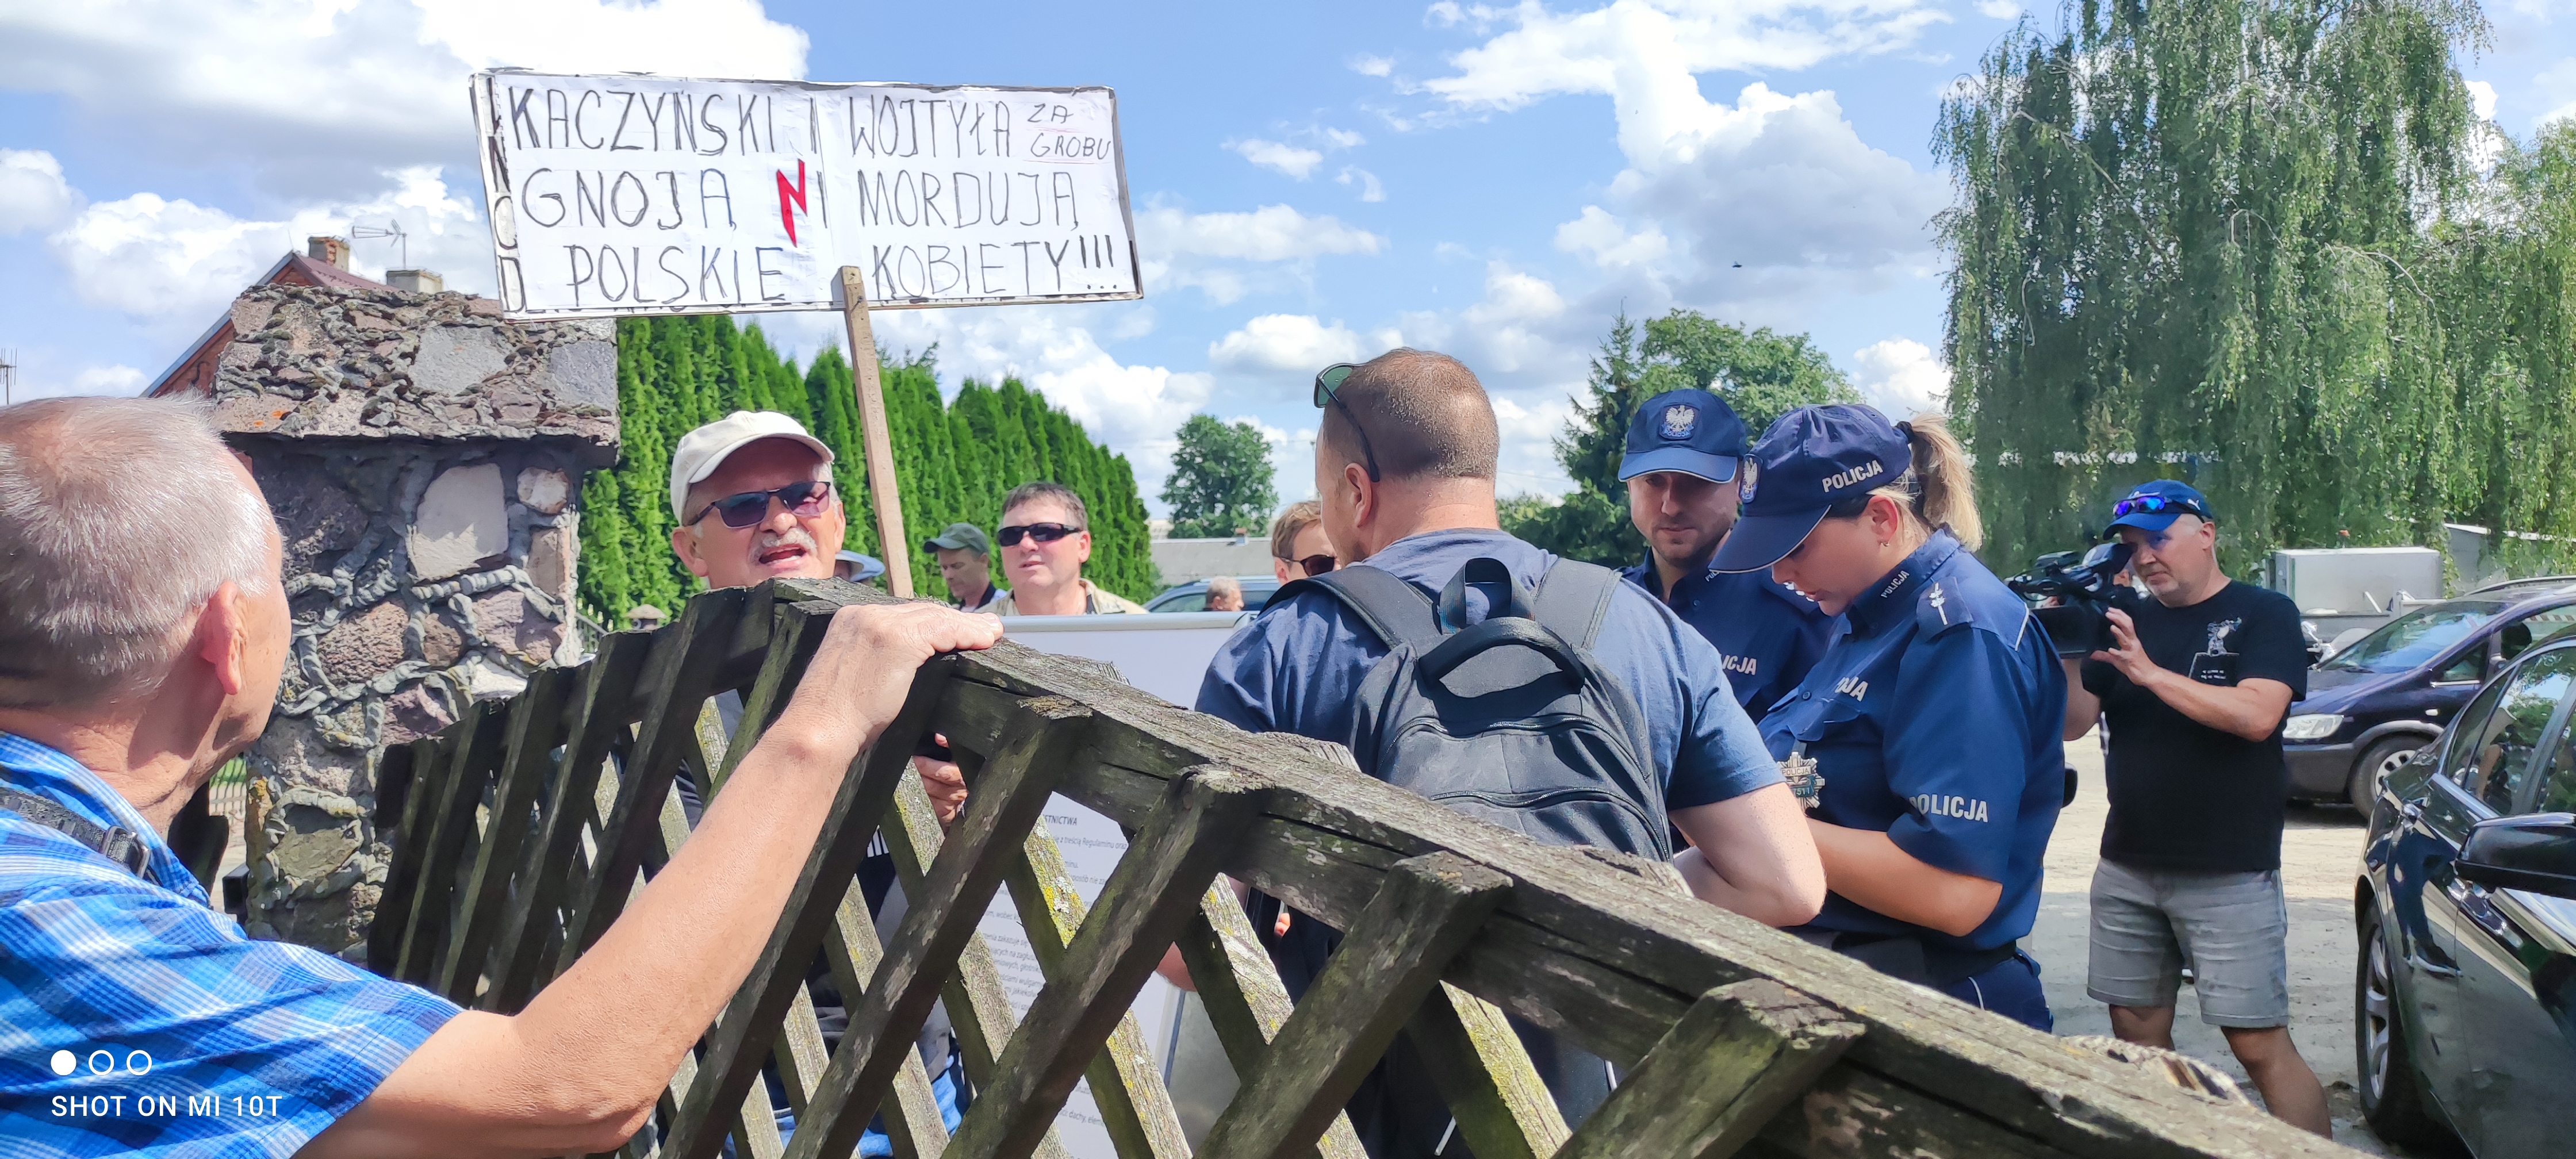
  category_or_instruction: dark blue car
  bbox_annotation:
[2287,578,2576,809]
[2355,632,2576,1156]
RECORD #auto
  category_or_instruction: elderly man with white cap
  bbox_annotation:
[669,410,850,592]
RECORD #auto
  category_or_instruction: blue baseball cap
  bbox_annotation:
[1709,404,1914,574]
[2102,480,2215,538]
[1617,388,1745,483]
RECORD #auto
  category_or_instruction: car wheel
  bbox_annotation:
[2356,906,2456,1150]
[2349,737,2422,813]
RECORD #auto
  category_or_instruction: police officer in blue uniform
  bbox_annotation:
[1617,388,1840,723]
[1711,404,2067,1030]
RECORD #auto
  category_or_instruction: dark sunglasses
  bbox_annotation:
[1286,553,1336,576]
[691,479,834,529]
[2112,494,2213,521]
[1313,363,1382,482]
[996,522,1082,547]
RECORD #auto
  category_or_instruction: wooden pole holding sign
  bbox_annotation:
[837,266,915,599]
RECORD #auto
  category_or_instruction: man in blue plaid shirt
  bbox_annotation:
[0,397,1003,1157]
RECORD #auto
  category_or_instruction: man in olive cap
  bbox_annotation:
[923,523,1001,612]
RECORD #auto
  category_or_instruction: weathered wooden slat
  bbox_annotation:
[710,601,826,792]
[1557,979,1861,1159]
[1193,853,1512,1159]
[779,694,1090,1159]
[393,703,511,985]
[876,763,1068,1159]
[485,630,655,1012]
[364,736,438,975]
[944,768,1270,1159]
[999,819,1192,1159]
[556,588,747,971]
[1399,982,1569,1159]
[436,665,577,1004]
[660,622,957,1159]
[811,876,951,1159]
[1170,883,1367,1159]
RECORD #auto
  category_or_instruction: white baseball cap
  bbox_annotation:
[669,410,835,522]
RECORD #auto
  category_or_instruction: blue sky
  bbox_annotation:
[3,0,2571,511]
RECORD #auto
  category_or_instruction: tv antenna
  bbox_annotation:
[353,220,408,268]
[1,350,16,408]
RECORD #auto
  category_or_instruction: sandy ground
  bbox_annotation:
[2035,732,2420,1154]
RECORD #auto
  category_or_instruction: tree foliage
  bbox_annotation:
[1161,414,1278,538]
[579,315,1159,621]
[1505,309,1859,565]
[1937,0,2576,579]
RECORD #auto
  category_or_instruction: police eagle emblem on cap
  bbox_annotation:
[1659,404,1697,440]
[1738,459,1759,502]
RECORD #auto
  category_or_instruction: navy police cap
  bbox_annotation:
[1617,388,1744,483]
[1710,404,1913,574]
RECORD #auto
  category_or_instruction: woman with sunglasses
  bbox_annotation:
[1709,405,2067,1031]
[1268,500,1337,582]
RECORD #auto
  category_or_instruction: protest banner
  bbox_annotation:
[468,68,1143,597]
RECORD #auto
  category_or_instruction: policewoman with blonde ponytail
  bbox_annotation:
[1711,405,2067,1029]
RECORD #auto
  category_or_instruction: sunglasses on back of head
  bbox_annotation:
[2112,494,2213,521]
[692,480,834,529]
[997,522,1082,547]
[1313,363,1383,482]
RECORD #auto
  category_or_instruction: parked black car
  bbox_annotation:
[2355,634,2576,1156]
[2286,578,2576,809]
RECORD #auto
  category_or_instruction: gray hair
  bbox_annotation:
[0,397,276,708]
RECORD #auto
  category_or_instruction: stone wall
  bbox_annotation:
[213,283,618,955]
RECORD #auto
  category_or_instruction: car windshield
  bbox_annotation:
[2322,602,2502,673]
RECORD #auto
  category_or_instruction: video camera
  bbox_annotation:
[2006,540,2136,658]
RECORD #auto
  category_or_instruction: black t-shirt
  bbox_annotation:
[2083,581,2310,872]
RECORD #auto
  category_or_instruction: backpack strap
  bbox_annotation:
[0,782,151,878]
[1529,559,1622,651]
[1274,565,1446,653]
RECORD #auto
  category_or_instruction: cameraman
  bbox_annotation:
[2059,481,2328,1136]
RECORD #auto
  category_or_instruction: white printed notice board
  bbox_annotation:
[467,70,1141,319]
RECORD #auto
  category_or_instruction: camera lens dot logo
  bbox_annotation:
[49,1050,75,1077]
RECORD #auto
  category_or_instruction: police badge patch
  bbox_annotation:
[1739,459,1760,502]
[1659,404,1698,440]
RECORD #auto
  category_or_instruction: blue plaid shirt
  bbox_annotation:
[0,734,458,1156]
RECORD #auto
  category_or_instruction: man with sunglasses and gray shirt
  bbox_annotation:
[987,481,1148,615]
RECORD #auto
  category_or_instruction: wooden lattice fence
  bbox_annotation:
[366,577,2356,1159]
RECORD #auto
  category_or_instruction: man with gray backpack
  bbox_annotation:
[1194,348,1822,1156]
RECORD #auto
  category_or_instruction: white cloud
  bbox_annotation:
[1976,0,2021,17]
[2467,79,2499,121]
[44,167,489,334]
[1228,139,1329,179]
[72,365,145,395]
[2537,59,2576,126]
[1554,205,1669,267]
[1492,393,1579,494]
[1421,0,1947,124]
[1208,315,1379,374]
[1135,203,1387,305]
[1350,53,1396,77]
[1336,166,1388,202]
[0,0,809,198]
[865,304,1210,501]
[1850,337,1948,416]
[0,150,79,236]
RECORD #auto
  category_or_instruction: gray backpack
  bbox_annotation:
[1282,557,1670,859]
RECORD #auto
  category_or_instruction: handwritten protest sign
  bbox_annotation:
[467,70,1140,319]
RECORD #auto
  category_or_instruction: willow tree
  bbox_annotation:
[1936,0,2494,575]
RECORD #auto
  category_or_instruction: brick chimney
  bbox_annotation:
[306,236,351,271]
[386,269,443,294]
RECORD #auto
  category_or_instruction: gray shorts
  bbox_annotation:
[2086,859,2290,1028]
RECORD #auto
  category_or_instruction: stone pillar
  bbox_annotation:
[211,283,618,956]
